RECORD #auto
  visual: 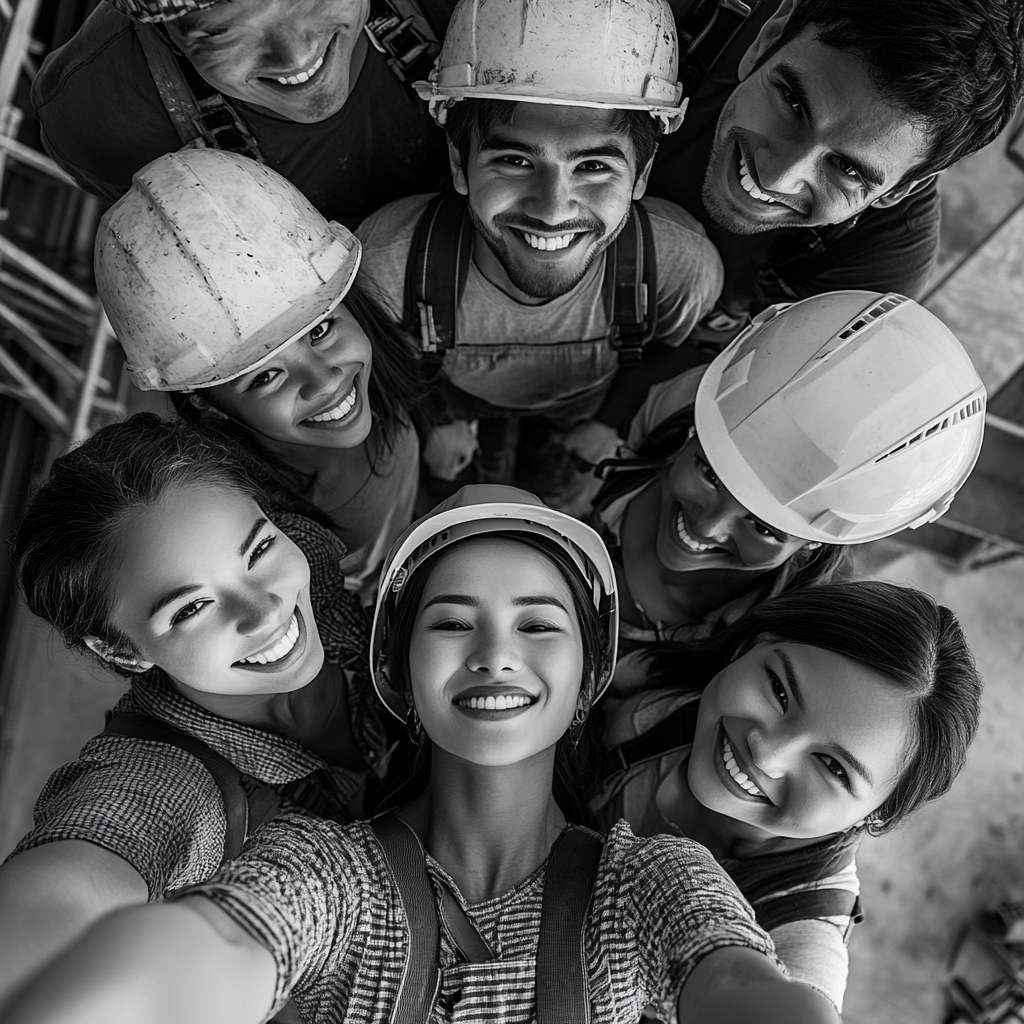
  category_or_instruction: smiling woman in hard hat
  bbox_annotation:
[95,148,430,602]
[592,290,986,653]
[0,487,841,1024]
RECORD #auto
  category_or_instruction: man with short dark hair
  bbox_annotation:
[32,0,456,223]
[650,0,1024,341]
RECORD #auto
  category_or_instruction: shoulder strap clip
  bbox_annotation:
[365,0,442,86]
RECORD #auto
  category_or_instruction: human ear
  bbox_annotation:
[871,174,936,209]
[447,139,469,196]
[632,154,656,200]
[188,392,228,420]
[83,636,154,673]
[737,0,798,81]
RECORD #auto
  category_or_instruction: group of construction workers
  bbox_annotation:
[0,0,1021,1021]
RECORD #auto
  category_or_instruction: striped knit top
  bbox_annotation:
[181,815,779,1023]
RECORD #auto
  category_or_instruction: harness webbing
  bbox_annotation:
[371,814,603,1023]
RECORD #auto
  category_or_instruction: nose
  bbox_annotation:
[753,141,817,196]
[747,724,801,780]
[523,164,578,226]
[229,585,283,637]
[465,625,524,675]
[282,340,342,402]
[260,24,321,73]
[689,490,749,546]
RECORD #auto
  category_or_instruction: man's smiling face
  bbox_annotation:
[451,104,653,301]
[702,18,932,234]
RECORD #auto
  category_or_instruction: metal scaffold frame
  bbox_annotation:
[0,0,125,443]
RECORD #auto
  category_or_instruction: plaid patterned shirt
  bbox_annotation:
[182,816,780,1023]
[105,0,224,23]
[11,515,386,898]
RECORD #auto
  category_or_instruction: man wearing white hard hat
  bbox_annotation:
[32,0,457,224]
[354,0,723,503]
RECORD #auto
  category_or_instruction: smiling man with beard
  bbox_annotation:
[647,0,1024,345]
[355,0,722,503]
[32,0,456,224]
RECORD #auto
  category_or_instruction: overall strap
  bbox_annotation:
[756,890,865,936]
[604,202,658,369]
[365,0,442,86]
[403,190,474,354]
[371,815,443,1024]
[536,828,603,1024]
[679,0,769,96]
[103,711,253,862]
[598,701,701,780]
[134,23,264,160]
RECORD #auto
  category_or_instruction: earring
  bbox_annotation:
[406,705,424,744]
[569,703,590,748]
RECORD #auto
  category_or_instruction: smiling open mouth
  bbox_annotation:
[456,694,536,710]
[302,381,358,425]
[519,231,579,251]
[275,53,325,86]
[721,730,768,800]
[235,612,301,667]
[675,506,725,553]
[737,151,779,205]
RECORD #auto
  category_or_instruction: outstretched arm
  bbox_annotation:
[677,946,839,1024]
[0,898,276,1024]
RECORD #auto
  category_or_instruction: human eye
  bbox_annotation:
[818,754,852,791]
[521,619,562,634]
[774,80,802,118]
[308,320,333,345]
[248,533,276,569]
[749,518,785,542]
[577,159,611,174]
[171,599,211,625]
[767,667,788,712]
[428,617,471,631]
[243,368,280,392]
[695,453,720,488]
[495,153,532,170]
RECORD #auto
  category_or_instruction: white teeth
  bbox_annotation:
[522,232,575,251]
[738,152,777,203]
[240,614,300,666]
[675,508,718,552]
[722,735,766,798]
[307,384,356,423]
[275,53,324,86]
[456,694,533,710]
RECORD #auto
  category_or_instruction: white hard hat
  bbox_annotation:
[370,485,619,722]
[416,0,687,133]
[95,149,362,392]
[694,291,986,544]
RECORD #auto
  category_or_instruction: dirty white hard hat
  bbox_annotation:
[694,291,987,544]
[370,485,619,722]
[95,149,362,392]
[416,0,687,133]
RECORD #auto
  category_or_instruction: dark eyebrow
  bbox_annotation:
[238,517,268,558]
[478,136,629,167]
[421,594,570,613]
[777,649,874,788]
[565,144,629,164]
[422,594,480,610]
[512,595,571,613]
[149,584,201,620]
[775,62,886,188]
[478,135,540,157]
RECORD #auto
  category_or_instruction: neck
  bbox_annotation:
[399,745,566,904]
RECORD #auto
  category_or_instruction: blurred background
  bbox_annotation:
[0,2,1022,1022]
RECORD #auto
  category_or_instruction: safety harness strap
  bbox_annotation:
[372,814,603,1023]
[102,711,271,863]
[405,191,659,366]
[365,0,441,85]
[598,701,701,779]
[756,890,865,935]
[679,0,768,95]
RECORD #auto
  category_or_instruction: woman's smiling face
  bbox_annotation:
[688,640,915,839]
[105,482,324,699]
[655,429,810,574]
[205,304,374,449]
[408,537,585,767]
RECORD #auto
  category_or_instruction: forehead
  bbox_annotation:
[174,0,359,32]
[757,27,932,179]
[474,104,639,166]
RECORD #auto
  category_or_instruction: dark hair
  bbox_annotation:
[444,98,664,182]
[647,580,982,836]
[756,0,1024,181]
[14,413,270,676]
[382,531,611,823]
[597,404,848,597]
[172,281,430,507]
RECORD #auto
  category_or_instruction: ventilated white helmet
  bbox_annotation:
[416,0,687,133]
[95,149,362,392]
[370,485,618,722]
[694,291,986,544]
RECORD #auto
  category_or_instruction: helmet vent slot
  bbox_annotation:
[835,295,903,341]
[874,394,986,463]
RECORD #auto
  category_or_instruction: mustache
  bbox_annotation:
[493,213,604,236]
